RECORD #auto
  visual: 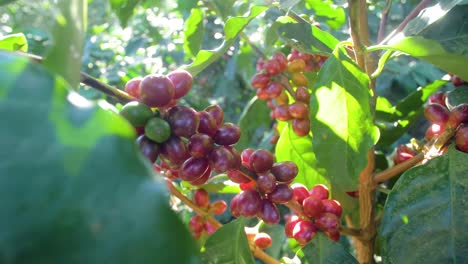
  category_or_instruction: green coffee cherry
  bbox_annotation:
[145,117,171,143]
[120,101,153,127]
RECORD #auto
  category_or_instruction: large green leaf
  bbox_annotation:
[305,0,346,29]
[236,97,272,151]
[275,123,327,189]
[276,21,339,55]
[297,234,358,264]
[0,33,28,52]
[380,146,468,263]
[376,80,447,147]
[310,47,379,202]
[183,5,267,77]
[44,0,86,89]
[109,0,142,27]
[0,52,199,264]
[184,8,205,58]
[201,218,254,264]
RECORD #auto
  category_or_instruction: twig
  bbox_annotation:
[379,0,432,44]
[377,0,392,43]
[17,51,135,103]
[165,178,280,264]
[373,153,424,183]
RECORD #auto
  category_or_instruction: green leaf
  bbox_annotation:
[370,36,468,80]
[0,33,28,52]
[183,5,268,77]
[209,0,237,19]
[305,0,346,29]
[280,0,301,10]
[310,48,379,202]
[189,174,241,194]
[380,146,468,263]
[0,52,199,264]
[201,218,254,264]
[236,97,272,151]
[446,86,468,110]
[0,0,16,5]
[184,8,205,58]
[44,0,87,89]
[275,123,328,189]
[276,21,339,55]
[109,0,142,27]
[298,233,358,264]
[376,80,447,147]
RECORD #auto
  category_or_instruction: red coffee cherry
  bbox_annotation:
[455,123,468,152]
[315,212,339,232]
[251,73,270,90]
[424,103,450,125]
[249,149,274,173]
[447,104,468,128]
[291,183,309,204]
[288,102,309,119]
[179,157,210,182]
[214,123,241,146]
[254,232,273,249]
[236,190,262,217]
[125,77,142,98]
[193,189,210,209]
[293,220,317,246]
[210,200,227,215]
[309,184,329,200]
[167,70,193,99]
[303,196,324,218]
[258,199,280,225]
[271,161,298,183]
[322,199,343,217]
[428,91,446,107]
[256,172,277,194]
[269,184,294,204]
[292,118,310,137]
[227,170,251,183]
[139,74,175,107]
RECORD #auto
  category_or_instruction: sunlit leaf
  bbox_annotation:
[0,33,28,52]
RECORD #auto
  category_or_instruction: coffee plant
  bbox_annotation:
[0,0,467,263]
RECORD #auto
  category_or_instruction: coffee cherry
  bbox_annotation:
[250,149,274,173]
[193,189,210,209]
[274,105,292,121]
[293,220,317,246]
[189,215,205,233]
[239,180,256,191]
[237,190,262,217]
[272,52,288,71]
[264,60,282,75]
[251,73,270,89]
[227,170,251,183]
[160,136,190,166]
[315,212,339,232]
[428,92,447,107]
[265,81,284,99]
[210,200,227,215]
[167,106,200,138]
[291,72,308,87]
[455,123,468,152]
[120,101,153,127]
[197,111,218,137]
[269,184,294,204]
[258,199,280,224]
[447,104,468,128]
[144,117,171,143]
[139,74,175,107]
[230,194,241,218]
[425,123,444,141]
[179,157,210,182]
[424,103,450,125]
[241,148,255,169]
[125,77,141,98]
[136,135,160,162]
[204,221,217,235]
[271,161,298,183]
[322,199,343,217]
[167,70,193,99]
[214,123,241,146]
[291,183,309,204]
[309,184,329,200]
[256,172,277,194]
[287,59,306,73]
[256,88,270,100]
[295,87,310,103]
[303,196,324,218]
[205,105,224,126]
[190,167,212,186]
[292,118,310,137]
[209,146,239,173]
[285,214,301,238]
[288,102,309,119]
[276,90,289,105]
[188,133,214,158]
[393,144,415,164]
[254,233,272,249]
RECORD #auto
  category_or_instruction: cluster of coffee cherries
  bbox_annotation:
[189,189,227,239]
[284,184,342,245]
[120,70,242,185]
[423,91,468,152]
[250,49,327,139]
[245,227,273,250]
[228,148,298,225]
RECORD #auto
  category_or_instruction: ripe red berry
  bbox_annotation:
[239,180,256,191]
[125,77,142,99]
[425,123,444,141]
[160,136,190,166]
[295,86,310,103]
[241,148,255,169]
[136,135,160,163]
[291,183,309,204]
[251,73,270,89]
[264,60,282,75]
[236,190,262,217]
[292,118,310,137]
[197,110,218,137]
[167,70,193,99]
[214,123,241,146]
[258,199,280,225]
[250,149,274,173]
[210,200,228,215]
[230,194,241,218]
[393,145,415,164]
[256,172,277,194]
[424,103,450,125]
[209,146,240,173]
[167,106,200,138]
[272,52,288,71]
[315,212,339,232]
[274,105,292,121]
[139,74,175,107]
[303,196,324,217]
[190,167,212,186]
[288,102,309,119]
[322,199,343,217]
[285,214,300,238]
[293,220,317,246]
[179,157,210,182]
[309,184,329,200]
[189,215,205,233]
[269,184,294,204]
[271,161,298,183]
[447,104,468,128]
[193,189,210,209]
[455,123,468,152]
[205,105,224,126]
[227,170,251,183]
[204,221,217,235]
[265,81,284,99]
[428,91,446,107]
[188,133,214,158]
[254,232,273,249]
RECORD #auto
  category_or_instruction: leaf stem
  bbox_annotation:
[373,153,424,183]
[165,178,280,264]
[377,0,392,43]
